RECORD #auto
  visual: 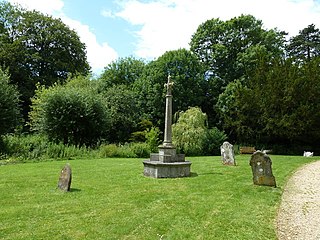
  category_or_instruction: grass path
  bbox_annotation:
[0,155,316,239]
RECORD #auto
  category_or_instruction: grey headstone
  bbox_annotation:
[58,164,72,192]
[249,151,276,187]
[220,141,236,165]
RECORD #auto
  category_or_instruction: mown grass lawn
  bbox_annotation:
[0,155,317,239]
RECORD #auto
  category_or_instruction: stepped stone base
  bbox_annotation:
[143,160,192,178]
[143,145,191,178]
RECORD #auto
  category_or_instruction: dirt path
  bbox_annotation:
[276,160,320,240]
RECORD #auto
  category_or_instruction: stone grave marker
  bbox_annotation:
[249,151,276,187]
[57,164,72,192]
[220,141,236,165]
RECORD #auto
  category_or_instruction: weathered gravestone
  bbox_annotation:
[249,151,276,187]
[57,164,72,192]
[220,141,236,165]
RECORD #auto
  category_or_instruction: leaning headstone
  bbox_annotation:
[249,151,276,187]
[57,164,72,192]
[220,141,236,165]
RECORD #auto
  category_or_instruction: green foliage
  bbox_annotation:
[129,142,150,158]
[98,144,135,158]
[133,48,206,127]
[203,127,227,155]
[130,119,153,142]
[1,134,92,162]
[190,14,285,83]
[145,126,161,153]
[0,2,90,122]
[286,24,320,63]
[173,107,208,156]
[102,84,140,143]
[29,76,109,146]
[0,68,21,136]
[98,143,150,158]
[190,15,286,125]
[98,56,145,89]
[173,107,227,156]
[217,56,320,148]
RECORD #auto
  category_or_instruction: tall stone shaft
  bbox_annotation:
[163,75,173,146]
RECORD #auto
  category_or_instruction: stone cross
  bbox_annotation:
[142,74,191,178]
[163,75,174,147]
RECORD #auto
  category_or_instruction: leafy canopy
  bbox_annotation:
[0,68,21,136]
[29,76,109,146]
[0,1,90,120]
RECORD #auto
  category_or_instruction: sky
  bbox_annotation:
[7,0,320,75]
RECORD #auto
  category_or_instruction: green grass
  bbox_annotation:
[0,155,317,239]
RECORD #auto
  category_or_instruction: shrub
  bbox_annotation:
[172,107,208,156]
[29,77,110,146]
[129,142,150,158]
[145,126,161,153]
[202,127,227,155]
[98,144,136,158]
[2,134,92,162]
[98,143,150,158]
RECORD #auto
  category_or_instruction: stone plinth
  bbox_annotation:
[143,160,192,178]
[144,145,191,178]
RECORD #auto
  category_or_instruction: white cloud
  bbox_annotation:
[116,0,320,59]
[61,17,118,74]
[9,0,64,15]
[8,0,118,74]
[101,9,115,18]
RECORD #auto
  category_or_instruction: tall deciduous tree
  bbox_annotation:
[102,84,141,143]
[98,56,145,90]
[0,2,90,121]
[190,15,286,125]
[133,48,206,129]
[190,14,285,83]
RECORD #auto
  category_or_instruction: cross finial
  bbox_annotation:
[165,75,174,94]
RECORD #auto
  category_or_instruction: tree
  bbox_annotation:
[102,84,141,143]
[190,14,285,83]
[0,2,90,121]
[172,107,226,156]
[286,24,320,63]
[98,56,145,90]
[29,76,109,146]
[172,107,208,156]
[217,56,320,149]
[190,15,286,125]
[0,68,21,136]
[133,49,206,129]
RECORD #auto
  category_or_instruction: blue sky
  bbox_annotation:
[8,0,320,75]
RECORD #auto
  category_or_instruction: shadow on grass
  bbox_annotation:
[70,188,81,192]
[197,172,224,176]
[190,172,198,177]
